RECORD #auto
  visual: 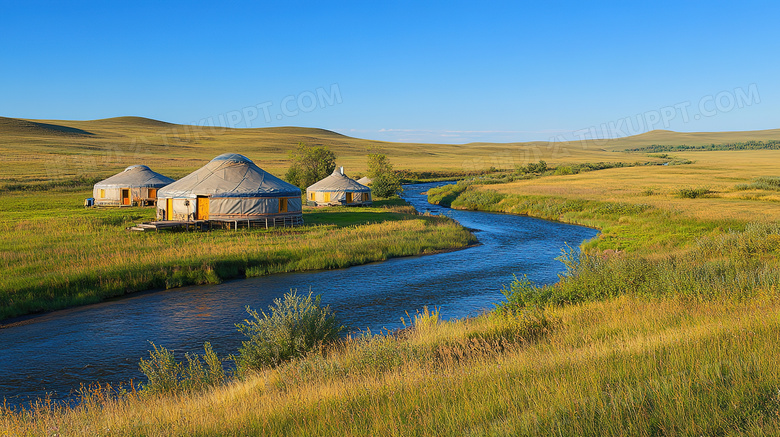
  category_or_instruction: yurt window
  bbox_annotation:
[279,198,288,213]
[148,188,157,199]
[346,192,353,203]
[309,192,315,201]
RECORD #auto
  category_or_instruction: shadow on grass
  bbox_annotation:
[303,198,414,228]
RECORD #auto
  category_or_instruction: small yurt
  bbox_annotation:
[306,167,372,206]
[93,165,175,207]
[156,153,303,226]
[356,176,372,186]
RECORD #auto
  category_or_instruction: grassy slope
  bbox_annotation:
[4,298,780,436]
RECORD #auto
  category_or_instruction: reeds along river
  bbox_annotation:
[0,182,598,409]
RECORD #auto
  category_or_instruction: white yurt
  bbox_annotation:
[156,153,303,226]
[306,167,372,206]
[356,176,372,186]
[93,165,175,207]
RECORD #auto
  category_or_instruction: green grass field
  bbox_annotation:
[0,190,474,321]
[3,117,780,435]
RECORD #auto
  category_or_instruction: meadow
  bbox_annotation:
[2,116,780,435]
[0,190,474,321]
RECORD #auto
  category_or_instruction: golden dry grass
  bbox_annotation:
[4,297,779,436]
[10,116,770,187]
[486,150,780,223]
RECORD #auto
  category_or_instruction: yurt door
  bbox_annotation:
[346,192,353,204]
[166,198,173,220]
[121,189,130,205]
[148,188,157,199]
[196,196,209,220]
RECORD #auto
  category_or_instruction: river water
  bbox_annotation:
[0,182,598,408]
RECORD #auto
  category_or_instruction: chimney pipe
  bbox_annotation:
[340,166,344,175]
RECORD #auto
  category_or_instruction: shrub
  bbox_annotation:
[555,166,573,176]
[285,143,337,189]
[497,274,537,310]
[736,176,780,192]
[367,152,402,197]
[515,160,548,175]
[235,290,344,372]
[138,342,225,394]
[371,172,402,198]
[676,187,711,198]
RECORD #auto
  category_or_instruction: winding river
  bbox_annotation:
[0,182,598,408]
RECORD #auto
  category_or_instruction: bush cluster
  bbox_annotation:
[138,342,225,394]
[234,290,344,373]
[734,176,780,192]
[139,291,344,393]
[676,187,712,198]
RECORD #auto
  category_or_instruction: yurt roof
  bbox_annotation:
[158,153,301,198]
[356,176,372,185]
[94,165,175,189]
[307,168,370,192]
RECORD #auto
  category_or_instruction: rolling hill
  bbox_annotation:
[1,115,778,189]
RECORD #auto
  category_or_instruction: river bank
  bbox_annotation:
[0,191,475,321]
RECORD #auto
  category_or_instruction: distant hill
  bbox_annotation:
[603,128,780,150]
[86,116,177,128]
[0,116,95,137]
[0,115,778,188]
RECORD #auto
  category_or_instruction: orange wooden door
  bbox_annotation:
[197,197,209,220]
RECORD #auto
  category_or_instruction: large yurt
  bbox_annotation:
[306,167,372,206]
[93,165,175,207]
[156,153,303,226]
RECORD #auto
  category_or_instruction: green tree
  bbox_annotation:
[285,143,337,189]
[367,152,401,197]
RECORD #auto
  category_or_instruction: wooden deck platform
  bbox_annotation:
[128,220,209,232]
[128,216,304,232]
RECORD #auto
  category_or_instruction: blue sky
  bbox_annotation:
[1,1,778,144]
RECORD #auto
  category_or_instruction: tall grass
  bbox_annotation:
[502,222,780,306]
[4,297,780,435]
[735,176,780,192]
[138,342,225,395]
